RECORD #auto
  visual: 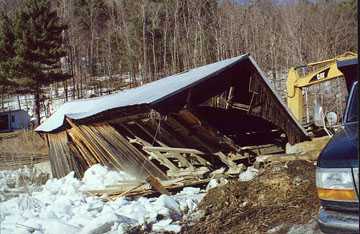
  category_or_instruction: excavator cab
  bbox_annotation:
[287,52,358,136]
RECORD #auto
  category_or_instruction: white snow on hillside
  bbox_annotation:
[0,164,205,234]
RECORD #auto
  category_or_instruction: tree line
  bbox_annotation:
[0,0,357,125]
[0,0,69,125]
[57,0,357,81]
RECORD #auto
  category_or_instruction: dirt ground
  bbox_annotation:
[0,130,48,170]
[182,160,320,234]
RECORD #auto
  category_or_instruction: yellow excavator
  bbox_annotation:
[287,52,358,135]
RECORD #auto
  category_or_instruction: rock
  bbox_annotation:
[239,166,258,181]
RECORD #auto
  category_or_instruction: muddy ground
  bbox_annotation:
[181,160,320,234]
[0,130,48,170]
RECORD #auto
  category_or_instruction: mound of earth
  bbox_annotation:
[182,160,320,234]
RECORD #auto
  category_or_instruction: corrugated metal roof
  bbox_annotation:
[36,55,247,132]
[36,54,309,144]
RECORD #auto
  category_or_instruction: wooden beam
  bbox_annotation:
[167,116,216,153]
[146,151,179,171]
[225,86,235,109]
[255,150,320,164]
[132,122,167,147]
[143,146,205,155]
[108,113,150,125]
[231,102,251,111]
[214,151,237,167]
[167,167,209,178]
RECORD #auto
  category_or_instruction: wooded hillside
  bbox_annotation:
[0,0,357,100]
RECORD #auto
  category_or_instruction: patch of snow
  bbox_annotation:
[152,219,181,233]
[287,219,323,234]
[267,219,323,234]
[80,164,135,191]
[267,224,287,233]
[205,178,228,191]
[0,167,48,202]
[239,166,258,182]
[206,179,219,191]
[0,164,206,234]
[179,187,201,195]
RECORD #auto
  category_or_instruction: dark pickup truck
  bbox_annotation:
[316,80,359,233]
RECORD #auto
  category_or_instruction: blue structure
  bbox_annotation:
[0,109,30,132]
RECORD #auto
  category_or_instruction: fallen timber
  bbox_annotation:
[86,177,211,201]
[36,54,310,198]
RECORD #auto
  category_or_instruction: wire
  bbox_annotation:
[152,117,161,146]
[351,167,359,200]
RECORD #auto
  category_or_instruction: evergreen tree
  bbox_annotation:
[0,13,16,89]
[13,0,70,125]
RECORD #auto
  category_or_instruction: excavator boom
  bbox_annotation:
[287,52,357,131]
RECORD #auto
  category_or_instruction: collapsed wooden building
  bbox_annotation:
[36,54,310,182]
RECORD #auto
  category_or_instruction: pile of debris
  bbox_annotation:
[35,55,309,193]
[182,160,321,234]
[0,159,323,234]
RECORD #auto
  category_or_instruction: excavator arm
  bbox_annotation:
[287,52,357,124]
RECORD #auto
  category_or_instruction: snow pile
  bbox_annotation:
[80,164,136,191]
[0,167,49,202]
[239,166,258,182]
[0,164,205,234]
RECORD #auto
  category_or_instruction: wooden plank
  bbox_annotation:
[87,178,210,198]
[231,102,250,111]
[146,175,170,195]
[147,151,179,171]
[225,86,235,109]
[167,167,209,178]
[110,182,146,200]
[190,153,210,166]
[166,116,215,153]
[133,122,167,147]
[64,119,168,180]
[128,136,152,147]
[144,146,212,167]
[108,113,150,125]
[255,150,320,164]
[175,111,238,152]
[214,151,237,167]
[141,119,186,148]
[171,152,193,168]
[94,124,168,180]
[143,146,205,155]
[47,131,80,178]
